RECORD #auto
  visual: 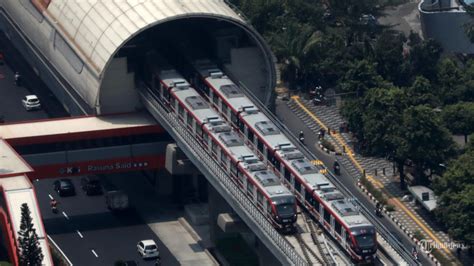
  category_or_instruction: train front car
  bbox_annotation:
[251,170,297,233]
[272,193,297,233]
[349,225,377,262]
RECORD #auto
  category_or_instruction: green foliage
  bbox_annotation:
[433,150,474,245]
[408,38,442,81]
[385,204,395,212]
[442,102,474,137]
[373,31,406,84]
[400,106,456,184]
[17,203,43,266]
[405,76,439,107]
[360,176,387,205]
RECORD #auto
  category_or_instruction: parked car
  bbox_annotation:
[53,179,76,197]
[21,95,41,111]
[80,176,103,195]
[137,240,160,259]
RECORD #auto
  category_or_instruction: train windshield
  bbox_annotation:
[276,203,294,216]
[355,233,375,248]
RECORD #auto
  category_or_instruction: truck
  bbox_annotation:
[105,190,129,211]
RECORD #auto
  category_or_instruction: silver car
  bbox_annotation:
[22,95,41,111]
[137,240,160,259]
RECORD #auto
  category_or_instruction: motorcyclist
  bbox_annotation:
[50,199,58,213]
[14,72,21,86]
[298,131,305,144]
[333,161,340,175]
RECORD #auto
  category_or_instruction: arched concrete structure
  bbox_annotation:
[0,0,276,115]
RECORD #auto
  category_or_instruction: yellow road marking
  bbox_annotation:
[292,96,453,257]
[319,169,328,174]
[311,159,323,165]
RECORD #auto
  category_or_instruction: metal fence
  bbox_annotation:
[138,85,308,266]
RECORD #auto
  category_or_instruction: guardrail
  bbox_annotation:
[137,85,308,266]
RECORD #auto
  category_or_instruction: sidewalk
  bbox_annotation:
[288,95,462,265]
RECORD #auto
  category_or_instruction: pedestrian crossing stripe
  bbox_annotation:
[319,169,328,174]
[311,160,323,165]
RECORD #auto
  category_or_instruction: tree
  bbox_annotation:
[373,31,406,85]
[433,150,474,245]
[408,38,442,82]
[442,102,474,143]
[339,59,385,97]
[405,76,439,107]
[436,58,465,104]
[400,105,456,185]
[18,203,43,266]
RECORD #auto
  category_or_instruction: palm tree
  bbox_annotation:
[266,22,323,91]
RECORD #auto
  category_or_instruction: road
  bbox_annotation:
[275,98,430,265]
[34,176,179,266]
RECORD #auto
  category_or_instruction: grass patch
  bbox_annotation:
[0,262,11,266]
[217,235,258,266]
[321,138,336,152]
[360,176,387,205]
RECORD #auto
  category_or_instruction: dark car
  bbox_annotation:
[53,179,76,197]
[80,176,103,196]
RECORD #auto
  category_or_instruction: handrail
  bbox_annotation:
[137,85,308,266]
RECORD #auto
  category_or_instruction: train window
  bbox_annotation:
[247,182,253,196]
[239,120,245,132]
[213,93,219,106]
[335,221,342,236]
[196,126,203,137]
[346,232,351,244]
[222,103,228,117]
[230,164,238,177]
[294,177,301,192]
[248,130,254,143]
[203,132,208,143]
[284,168,291,181]
[257,191,263,204]
[170,97,175,109]
[257,139,263,152]
[324,208,331,224]
[312,197,320,211]
[267,151,274,163]
[212,141,218,155]
[178,105,184,118]
[187,115,193,128]
[237,171,244,183]
[162,86,170,100]
[220,152,228,166]
[231,113,239,125]
[275,159,280,172]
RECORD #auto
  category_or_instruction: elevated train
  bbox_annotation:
[189,60,377,262]
[145,55,297,232]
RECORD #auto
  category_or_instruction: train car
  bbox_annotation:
[191,62,377,262]
[146,63,297,232]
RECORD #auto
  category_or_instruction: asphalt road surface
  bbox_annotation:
[34,176,179,266]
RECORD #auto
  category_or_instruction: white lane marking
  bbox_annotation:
[76,230,83,238]
[91,249,99,258]
[48,194,53,200]
[62,211,69,220]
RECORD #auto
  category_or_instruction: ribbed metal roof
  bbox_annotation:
[44,0,242,75]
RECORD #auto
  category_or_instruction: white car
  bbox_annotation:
[22,95,41,111]
[137,239,160,259]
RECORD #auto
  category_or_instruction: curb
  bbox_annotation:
[356,180,441,265]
